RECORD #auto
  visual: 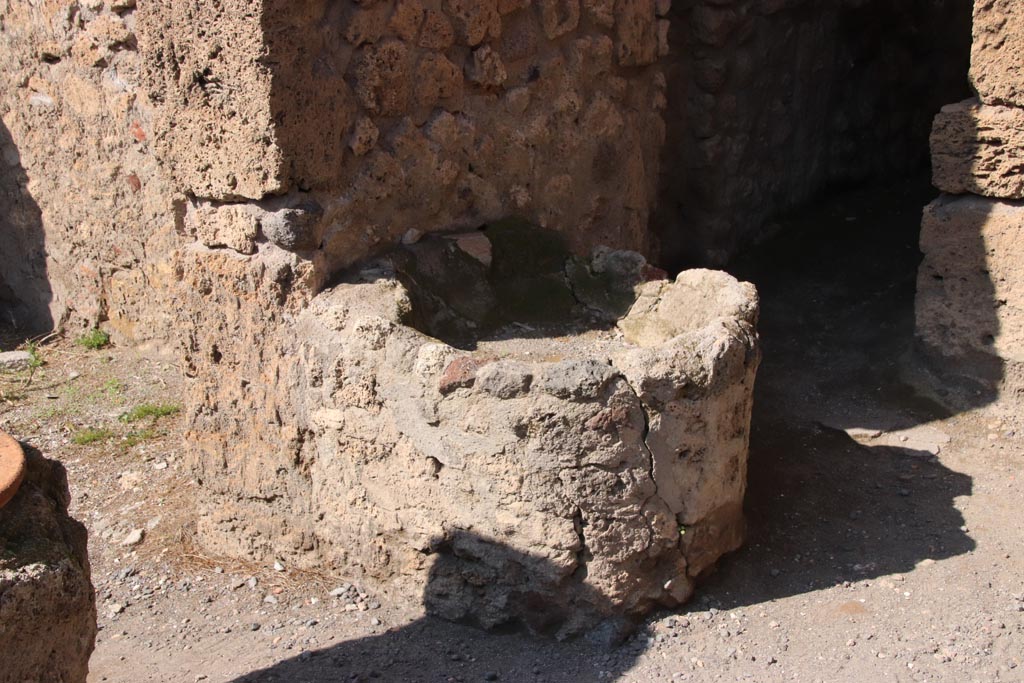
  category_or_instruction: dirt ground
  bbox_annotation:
[1,180,1022,682]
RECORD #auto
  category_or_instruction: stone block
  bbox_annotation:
[0,350,33,372]
[916,194,1024,402]
[971,0,1024,107]
[137,1,284,200]
[931,99,1024,199]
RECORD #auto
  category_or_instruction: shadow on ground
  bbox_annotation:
[698,177,977,611]
[694,415,974,612]
[228,530,651,683]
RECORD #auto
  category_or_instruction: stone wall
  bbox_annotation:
[657,0,973,266]
[1,0,976,339]
[128,1,708,633]
[0,0,1006,637]
[138,0,669,272]
[0,0,180,342]
[916,0,1024,405]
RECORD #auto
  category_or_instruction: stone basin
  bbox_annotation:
[195,225,760,638]
[0,430,26,509]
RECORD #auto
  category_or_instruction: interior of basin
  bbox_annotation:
[389,218,661,352]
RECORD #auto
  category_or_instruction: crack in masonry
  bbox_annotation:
[571,506,590,581]
[561,259,611,321]
[618,371,681,554]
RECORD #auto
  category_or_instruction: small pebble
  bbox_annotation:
[121,529,145,547]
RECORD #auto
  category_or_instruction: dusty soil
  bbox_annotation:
[1,180,1022,683]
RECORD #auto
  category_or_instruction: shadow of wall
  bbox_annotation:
[0,119,51,334]
[227,530,651,683]
[701,411,975,611]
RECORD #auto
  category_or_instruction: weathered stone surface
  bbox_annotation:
[0,1,181,342]
[137,0,667,271]
[137,1,282,200]
[917,1,1024,406]
[0,350,33,372]
[916,195,1024,402]
[932,99,1024,199]
[185,233,759,636]
[0,0,977,356]
[971,0,1024,107]
[0,438,96,683]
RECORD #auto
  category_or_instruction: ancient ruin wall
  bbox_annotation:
[0,0,181,342]
[658,0,973,266]
[138,0,670,269]
[917,0,1024,404]
[1,0,976,341]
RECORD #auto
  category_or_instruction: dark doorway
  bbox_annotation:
[656,0,974,269]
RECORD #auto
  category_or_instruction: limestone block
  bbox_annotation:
[916,195,1024,401]
[137,1,284,200]
[0,434,96,683]
[185,201,261,255]
[932,100,1024,199]
[184,194,326,255]
[971,0,1024,107]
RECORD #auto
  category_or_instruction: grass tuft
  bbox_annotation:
[103,379,124,397]
[72,427,115,446]
[76,328,111,350]
[124,428,161,447]
[25,341,44,369]
[120,403,181,423]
